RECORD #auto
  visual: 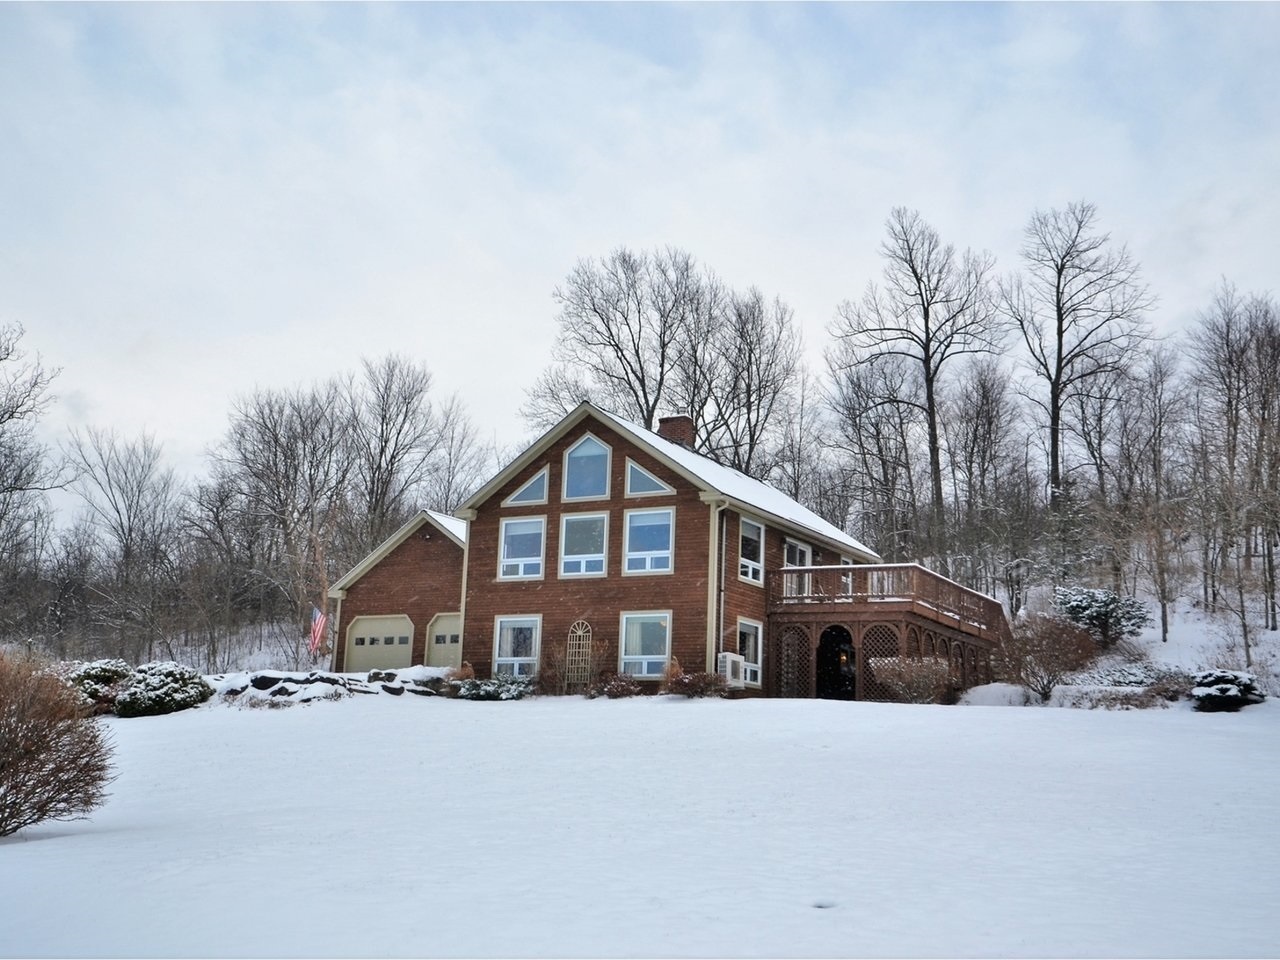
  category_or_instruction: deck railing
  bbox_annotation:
[766,563,1009,641]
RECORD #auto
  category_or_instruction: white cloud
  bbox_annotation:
[3,3,1278,485]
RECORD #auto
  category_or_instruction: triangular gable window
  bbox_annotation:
[626,459,674,497]
[504,467,548,506]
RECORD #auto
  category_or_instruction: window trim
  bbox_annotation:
[619,610,672,680]
[738,516,765,586]
[559,511,609,579]
[562,432,612,503]
[502,466,549,507]
[738,617,763,687]
[498,515,546,580]
[624,458,675,498]
[622,506,675,576]
[493,614,541,677]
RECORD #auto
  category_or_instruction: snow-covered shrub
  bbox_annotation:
[1189,670,1266,712]
[451,675,533,701]
[997,613,1098,703]
[0,653,114,837]
[63,659,134,714]
[870,657,951,704]
[113,661,214,718]
[1053,587,1151,648]
[665,671,727,698]
[587,673,643,699]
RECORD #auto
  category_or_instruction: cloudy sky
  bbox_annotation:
[2,2,1277,482]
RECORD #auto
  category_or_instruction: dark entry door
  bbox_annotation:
[816,625,856,700]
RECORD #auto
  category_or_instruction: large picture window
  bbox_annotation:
[739,518,763,584]
[620,612,671,678]
[494,616,540,676]
[500,517,545,579]
[561,513,607,577]
[624,508,673,573]
[563,434,610,501]
[738,619,763,686]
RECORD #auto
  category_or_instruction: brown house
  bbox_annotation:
[330,402,1006,698]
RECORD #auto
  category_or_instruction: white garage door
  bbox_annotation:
[346,615,415,673]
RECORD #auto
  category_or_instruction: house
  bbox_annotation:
[330,402,1006,698]
[328,509,466,674]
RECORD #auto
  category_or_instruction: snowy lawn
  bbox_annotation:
[3,694,1278,958]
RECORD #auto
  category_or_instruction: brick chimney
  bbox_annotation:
[657,414,695,448]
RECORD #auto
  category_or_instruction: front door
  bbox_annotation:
[816,625,856,700]
[426,613,463,670]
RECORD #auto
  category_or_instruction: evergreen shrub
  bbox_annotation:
[1190,670,1266,712]
[113,661,214,718]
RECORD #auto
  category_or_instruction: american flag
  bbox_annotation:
[309,604,328,657]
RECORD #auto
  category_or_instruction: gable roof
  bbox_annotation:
[328,509,466,598]
[461,401,879,562]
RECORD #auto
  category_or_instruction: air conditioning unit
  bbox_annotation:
[717,652,746,690]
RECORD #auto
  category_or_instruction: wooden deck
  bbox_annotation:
[763,563,1011,699]
[767,563,1010,644]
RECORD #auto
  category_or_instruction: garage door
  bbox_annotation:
[346,615,415,673]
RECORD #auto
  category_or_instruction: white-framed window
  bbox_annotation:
[624,507,674,574]
[494,615,540,676]
[739,517,764,584]
[563,434,611,501]
[783,538,812,596]
[738,618,763,686]
[625,458,674,497]
[499,517,545,579]
[503,467,548,506]
[560,512,608,577]
[620,611,671,678]
[840,555,855,594]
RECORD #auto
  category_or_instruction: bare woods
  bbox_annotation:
[1,202,1277,668]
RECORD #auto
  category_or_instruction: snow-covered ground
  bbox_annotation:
[3,690,1278,958]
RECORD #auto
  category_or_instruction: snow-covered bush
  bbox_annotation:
[113,661,214,718]
[587,673,643,699]
[1053,587,1151,648]
[451,675,533,701]
[0,653,114,837]
[63,659,134,714]
[870,657,951,703]
[665,671,727,698]
[1189,670,1266,712]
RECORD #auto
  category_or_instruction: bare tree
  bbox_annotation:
[833,208,1001,572]
[218,380,354,666]
[700,288,801,476]
[1001,201,1153,516]
[825,352,924,561]
[347,355,445,553]
[0,323,62,643]
[524,246,696,430]
[419,394,492,513]
[66,428,180,663]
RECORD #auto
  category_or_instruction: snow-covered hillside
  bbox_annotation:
[2,693,1277,958]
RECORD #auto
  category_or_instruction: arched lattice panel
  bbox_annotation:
[861,623,900,702]
[966,645,978,690]
[950,642,965,686]
[565,620,592,688]
[925,632,937,657]
[774,625,813,699]
[906,626,921,659]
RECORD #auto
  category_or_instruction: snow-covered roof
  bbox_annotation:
[461,402,878,562]
[328,509,466,597]
[590,407,878,562]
